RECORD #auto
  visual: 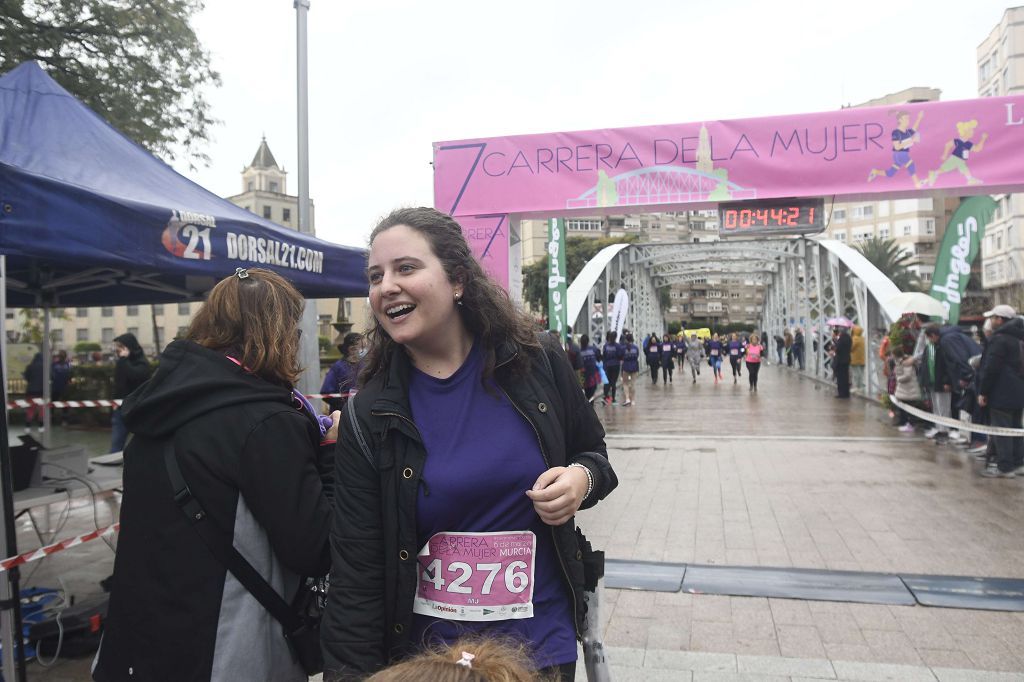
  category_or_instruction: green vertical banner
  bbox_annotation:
[930,195,997,325]
[547,218,568,337]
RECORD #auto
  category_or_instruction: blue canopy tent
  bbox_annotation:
[0,62,369,674]
[0,61,367,306]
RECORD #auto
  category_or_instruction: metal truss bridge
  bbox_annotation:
[567,238,903,397]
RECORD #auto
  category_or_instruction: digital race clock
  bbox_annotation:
[718,197,826,237]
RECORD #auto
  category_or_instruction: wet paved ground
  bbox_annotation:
[18,363,1024,679]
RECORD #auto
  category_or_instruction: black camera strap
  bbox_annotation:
[161,441,302,634]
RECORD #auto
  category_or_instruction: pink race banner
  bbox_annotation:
[434,96,1024,219]
[459,214,508,286]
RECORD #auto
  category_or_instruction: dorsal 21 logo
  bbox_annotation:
[161,210,216,260]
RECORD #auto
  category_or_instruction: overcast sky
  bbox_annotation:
[177,0,1016,248]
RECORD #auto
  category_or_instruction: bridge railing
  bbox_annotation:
[760,238,902,400]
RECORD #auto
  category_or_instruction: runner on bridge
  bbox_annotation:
[645,333,662,385]
[708,333,725,384]
[660,334,675,384]
[620,332,640,406]
[745,334,765,393]
[727,332,745,383]
[685,334,704,384]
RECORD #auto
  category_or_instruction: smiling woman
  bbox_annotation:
[322,207,618,681]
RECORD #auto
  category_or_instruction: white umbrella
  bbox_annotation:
[886,292,948,320]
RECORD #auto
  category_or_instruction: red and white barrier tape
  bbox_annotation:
[6,394,346,410]
[0,523,119,573]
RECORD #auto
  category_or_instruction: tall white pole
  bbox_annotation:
[295,0,320,397]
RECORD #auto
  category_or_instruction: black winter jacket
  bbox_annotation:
[979,317,1024,410]
[321,335,617,679]
[833,332,852,364]
[94,341,332,682]
[935,325,981,389]
[112,332,152,399]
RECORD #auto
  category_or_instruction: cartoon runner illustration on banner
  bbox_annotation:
[922,120,988,187]
[867,110,925,188]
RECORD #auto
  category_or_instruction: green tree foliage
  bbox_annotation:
[17,308,69,344]
[522,235,638,312]
[1,0,220,165]
[854,237,922,292]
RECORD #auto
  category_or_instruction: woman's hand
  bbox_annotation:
[526,466,589,526]
[325,410,341,442]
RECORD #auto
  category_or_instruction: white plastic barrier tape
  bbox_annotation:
[889,395,1024,438]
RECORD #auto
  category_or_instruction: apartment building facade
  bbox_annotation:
[978,6,1024,306]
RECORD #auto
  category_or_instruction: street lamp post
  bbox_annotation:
[294,0,320,396]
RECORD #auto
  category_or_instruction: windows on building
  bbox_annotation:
[263,206,272,220]
[152,304,164,315]
[176,326,188,339]
[283,208,291,223]
[76,307,88,317]
[126,305,138,316]
[127,327,139,339]
[566,219,602,232]
[835,231,847,243]
[878,227,889,239]
[851,205,874,219]
[76,329,89,342]
[269,181,279,193]
[903,224,912,236]
[178,303,191,315]
[980,59,993,83]
[247,181,254,191]
[102,328,114,344]
[52,329,64,344]
[832,209,846,222]
[101,306,113,317]
[924,219,935,235]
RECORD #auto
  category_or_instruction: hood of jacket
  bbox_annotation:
[993,316,1024,341]
[121,340,293,439]
[852,326,863,337]
[114,332,146,360]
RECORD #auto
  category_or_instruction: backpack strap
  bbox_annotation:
[344,393,376,469]
[162,441,301,633]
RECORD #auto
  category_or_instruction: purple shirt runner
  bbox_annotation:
[408,340,576,668]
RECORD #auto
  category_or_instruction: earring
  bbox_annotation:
[455,293,464,306]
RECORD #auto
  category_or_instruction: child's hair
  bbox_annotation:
[364,637,545,682]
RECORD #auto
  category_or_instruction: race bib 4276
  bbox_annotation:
[413,531,536,622]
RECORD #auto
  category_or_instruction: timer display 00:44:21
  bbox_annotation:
[722,206,815,229]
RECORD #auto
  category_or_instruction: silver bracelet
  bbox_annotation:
[568,462,594,501]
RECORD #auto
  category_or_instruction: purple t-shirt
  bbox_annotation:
[408,341,576,668]
[953,139,974,159]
